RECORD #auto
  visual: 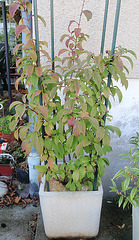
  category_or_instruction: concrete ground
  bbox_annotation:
[0,204,39,240]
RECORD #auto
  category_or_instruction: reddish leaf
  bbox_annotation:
[65,39,70,48]
[48,157,54,169]
[73,120,81,137]
[27,65,34,77]
[15,25,27,38]
[80,112,89,119]
[40,50,50,59]
[32,90,41,97]
[68,116,75,127]
[76,42,84,51]
[39,41,48,47]
[50,72,59,80]
[36,105,48,119]
[35,66,42,77]
[74,28,81,38]
[68,20,77,32]
[38,173,42,183]
[74,79,80,95]
[13,43,23,55]
[9,4,19,18]
[58,49,68,56]
[43,94,49,104]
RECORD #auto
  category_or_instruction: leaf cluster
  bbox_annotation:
[110,134,139,208]
[8,0,136,191]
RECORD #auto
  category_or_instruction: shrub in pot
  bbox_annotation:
[0,115,15,143]
[110,133,139,240]
[8,0,136,238]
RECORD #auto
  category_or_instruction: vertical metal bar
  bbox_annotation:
[33,0,42,104]
[33,0,49,191]
[50,0,54,71]
[94,0,121,191]
[100,0,109,55]
[2,0,12,105]
[111,0,121,57]
[103,0,121,124]
[50,0,57,167]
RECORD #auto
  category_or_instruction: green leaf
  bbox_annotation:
[92,70,101,89]
[75,142,83,157]
[84,96,94,107]
[66,134,74,148]
[72,170,79,183]
[103,134,110,147]
[88,117,99,129]
[114,87,123,103]
[106,125,121,137]
[38,15,46,27]
[103,87,110,99]
[28,49,37,62]
[84,68,92,81]
[26,1,32,14]
[96,127,105,142]
[30,73,39,88]
[79,166,86,180]
[130,187,138,200]
[9,101,22,111]
[90,106,97,117]
[122,55,134,69]
[15,104,26,117]
[35,165,47,174]
[79,120,86,136]
[83,10,92,21]
[118,196,123,207]
[126,49,137,59]
[94,143,103,156]
[70,182,76,191]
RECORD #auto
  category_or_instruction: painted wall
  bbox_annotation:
[36,0,139,197]
[37,0,139,78]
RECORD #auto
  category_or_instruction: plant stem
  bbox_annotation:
[78,0,86,27]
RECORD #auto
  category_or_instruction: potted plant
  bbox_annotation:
[8,0,136,238]
[0,115,15,143]
[0,153,15,176]
[5,140,29,183]
[110,133,139,240]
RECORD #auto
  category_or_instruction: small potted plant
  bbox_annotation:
[5,140,28,183]
[0,115,15,143]
[0,153,15,176]
[8,0,136,238]
[110,133,139,240]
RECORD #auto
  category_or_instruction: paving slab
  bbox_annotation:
[0,204,39,240]
[35,199,132,240]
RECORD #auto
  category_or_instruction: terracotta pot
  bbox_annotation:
[1,132,15,143]
[0,154,14,176]
[0,165,14,176]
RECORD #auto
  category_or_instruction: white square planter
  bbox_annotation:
[39,178,103,238]
[132,205,139,240]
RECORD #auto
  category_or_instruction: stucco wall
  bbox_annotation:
[37,0,139,78]
[36,0,139,197]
